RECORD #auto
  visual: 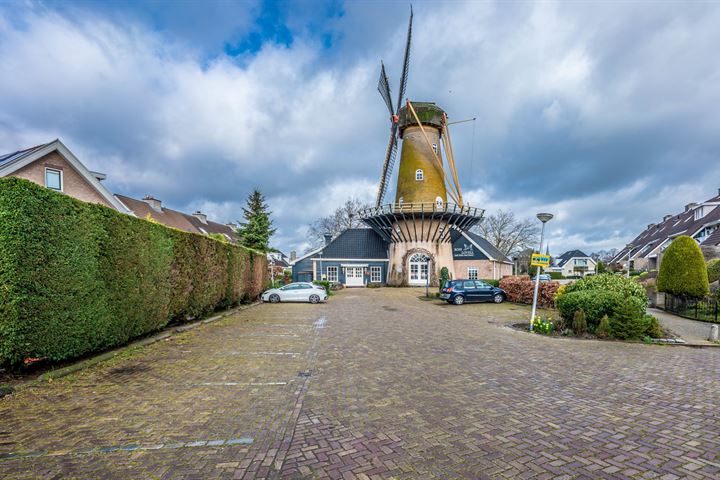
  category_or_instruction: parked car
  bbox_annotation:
[261,282,328,304]
[440,279,506,305]
[531,274,552,282]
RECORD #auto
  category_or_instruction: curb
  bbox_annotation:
[13,301,262,389]
[503,324,720,349]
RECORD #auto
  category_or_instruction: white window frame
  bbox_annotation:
[45,167,63,192]
[327,266,338,283]
[370,266,382,283]
[468,267,479,280]
[431,143,438,153]
[415,169,424,181]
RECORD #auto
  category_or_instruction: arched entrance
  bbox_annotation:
[408,252,430,285]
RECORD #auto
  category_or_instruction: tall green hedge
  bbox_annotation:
[707,259,720,284]
[657,236,709,298]
[0,178,267,366]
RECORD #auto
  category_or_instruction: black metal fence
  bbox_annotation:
[664,293,719,323]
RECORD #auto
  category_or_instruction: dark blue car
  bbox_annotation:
[439,279,506,305]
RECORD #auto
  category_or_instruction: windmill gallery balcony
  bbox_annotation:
[360,202,484,244]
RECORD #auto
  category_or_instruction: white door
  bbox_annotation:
[345,267,365,287]
[408,253,429,285]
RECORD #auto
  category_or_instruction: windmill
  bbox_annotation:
[374,7,464,209]
[361,7,485,287]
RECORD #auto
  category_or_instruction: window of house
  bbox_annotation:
[45,168,62,191]
[327,266,338,283]
[435,196,444,209]
[431,143,438,154]
[468,267,478,280]
[415,169,424,181]
[370,266,382,283]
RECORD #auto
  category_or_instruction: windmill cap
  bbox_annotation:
[398,101,445,135]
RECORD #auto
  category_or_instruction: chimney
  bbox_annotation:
[324,233,332,245]
[226,222,237,230]
[685,202,697,212]
[663,214,673,222]
[290,251,296,261]
[192,211,208,225]
[647,223,656,230]
[142,195,162,212]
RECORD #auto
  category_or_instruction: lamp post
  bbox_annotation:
[626,243,634,278]
[530,213,554,330]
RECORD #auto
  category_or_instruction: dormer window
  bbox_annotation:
[694,206,705,221]
[415,169,424,181]
[45,168,62,191]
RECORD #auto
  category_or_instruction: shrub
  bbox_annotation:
[548,272,564,280]
[596,261,606,274]
[610,299,650,340]
[557,290,621,326]
[0,178,267,366]
[482,279,500,287]
[707,259,720,284]
[563,273,647,304]
[572,310,587,335]
[499,276,559,308]
[439,267,450,289]
[657,236,710,298]
[646,315,663,338]
[312,280,331,295]
[596,315,611,338]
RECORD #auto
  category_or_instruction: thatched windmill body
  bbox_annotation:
[361,8,484,286]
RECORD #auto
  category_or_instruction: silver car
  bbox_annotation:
[261,282,328,304]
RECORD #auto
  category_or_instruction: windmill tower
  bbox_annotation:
[361,8,484,286]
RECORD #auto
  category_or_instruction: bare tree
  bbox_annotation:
[473,209,539,257]
[307,198,370,249]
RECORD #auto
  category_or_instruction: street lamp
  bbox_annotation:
[626,243,634,278]
[530,212,554,330]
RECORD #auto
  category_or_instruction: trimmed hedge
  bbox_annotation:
[657,236,709,298]
[0,178,267,366]
[499,275,559,308]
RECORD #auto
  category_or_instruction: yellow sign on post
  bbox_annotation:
[530,253,551,267]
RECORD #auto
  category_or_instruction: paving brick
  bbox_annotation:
[1,288,718,478]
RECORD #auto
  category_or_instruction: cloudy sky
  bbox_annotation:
[1,0,719,255]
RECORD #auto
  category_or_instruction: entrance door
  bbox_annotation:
[408,253,429,286]
[345,266,365,287]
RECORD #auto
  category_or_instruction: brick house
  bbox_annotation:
[1,139,238,242]
[0,139,131,213]
[291,228,511,287]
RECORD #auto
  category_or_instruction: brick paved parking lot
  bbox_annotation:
[2,288,719,479]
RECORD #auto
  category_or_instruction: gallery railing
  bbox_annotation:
[664,293,719,324]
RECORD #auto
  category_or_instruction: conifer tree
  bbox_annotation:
[236,189,275,252]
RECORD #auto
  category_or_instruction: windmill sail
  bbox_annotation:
[375,7,413,207]
[377,62,393,117]
[395,6,413,114]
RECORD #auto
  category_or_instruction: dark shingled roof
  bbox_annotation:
[319,229,388,259]
[459,230,512,263]
[611,189,720,263]
[556,250,591,267]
